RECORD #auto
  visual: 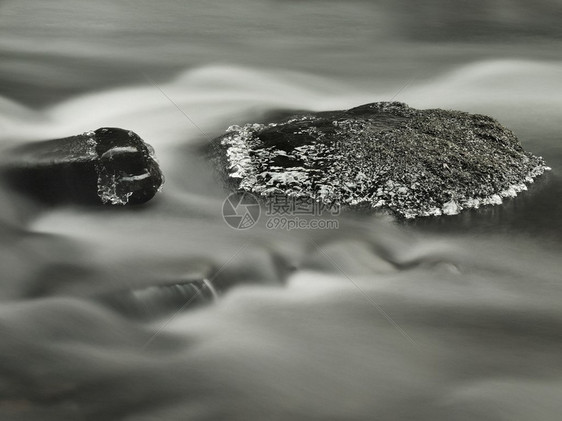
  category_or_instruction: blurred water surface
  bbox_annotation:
[1,1,562,420]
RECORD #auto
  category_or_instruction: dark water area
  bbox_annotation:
[1,1,562,420]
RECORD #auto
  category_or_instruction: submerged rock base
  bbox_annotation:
[2,128,163,205]
[98,278,218,320]
[211,102,549,218]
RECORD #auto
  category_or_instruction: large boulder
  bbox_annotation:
[210,102,549,218]
[1,127,164,205]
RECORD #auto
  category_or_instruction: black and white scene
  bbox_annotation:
[0,1,561,420]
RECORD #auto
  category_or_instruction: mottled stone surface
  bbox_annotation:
[210,102,549,218]
[2,127,164,205]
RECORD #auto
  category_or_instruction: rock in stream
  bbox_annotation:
[1,127,164,205]
[210,102,549,218]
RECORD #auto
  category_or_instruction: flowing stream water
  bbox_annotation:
[1,1,561,420]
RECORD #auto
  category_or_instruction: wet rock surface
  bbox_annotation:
[1,127,164,205]
[97,278,218,320]
[210,102,550,218]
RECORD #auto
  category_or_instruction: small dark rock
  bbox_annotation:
[210,102,550,218]
[97,279,218,320]
[1,127,164,205]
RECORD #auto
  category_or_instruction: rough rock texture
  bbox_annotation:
[210,102,549,218]
[2,127,164,205]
